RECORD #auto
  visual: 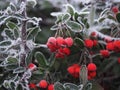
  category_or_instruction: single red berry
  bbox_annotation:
[91,32,97,37]
[84,39,93,48]
[39,80,48,88]
[87,63,97,71]
[65,37,73,47]
[28,63,36,71]
[118,58,120,64]
[63,48,71,55]
[106,42,114,51]
[47,37,56,45]
[48,84,54,90]
[67,66,75,75]
[56,37,65,46]
[29,83,36,89]
[112,6,119,14]
[88,71,96,78]
[100,50,110,58]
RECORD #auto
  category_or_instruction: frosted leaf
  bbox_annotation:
[26,40,34,50]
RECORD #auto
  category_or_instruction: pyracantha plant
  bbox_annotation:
[0,0,120,90]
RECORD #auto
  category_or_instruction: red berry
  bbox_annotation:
[88,71,96,78]
[91,32,97,37]
[100,50,110,58]
[106,42,114,51]
[112,6,119,14]
[56,37,65,46]
[65,37,73,47]
[87,63,97,71]
[84,39,93,48]
[28,63,36,71]
[67,66,75,75]
[29,83,36,89]
[63,48,71,55]
[47,37,56,45]
[113,40,120,52]
[48,84,54,90]
[67,64,80,78]
[39,80,48,88]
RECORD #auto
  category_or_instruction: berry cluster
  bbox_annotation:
[47,37,73,58]
[29,80,54,90]
[67,64,80,78]
[39,80,54,90]
[87,63,97,80]
[67,63,97,80]
[106,40,120,52]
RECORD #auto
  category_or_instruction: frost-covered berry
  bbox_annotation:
[28,63,37,71]
[65,37,73,47]
[112,6,119,14]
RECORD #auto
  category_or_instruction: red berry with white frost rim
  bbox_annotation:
[28,63,37,71]
[65,37,73,47]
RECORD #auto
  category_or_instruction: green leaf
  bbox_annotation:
[51,24,59,30]
[0,40,11,46]
[73,12,79,21]
[62,13,71,23]
[98,17,106,22]
[26,52,33,66]
[13,29,19,39]
[116,12,120,23]
[54,82,65,90]
[56,14,63,24]
[6,21,18,30]
[64,83,79,90]
[66,4,75,17]
[74,37,84,48]
[27,27,41,40]
[13,67,25,74]
[7,57,18,65]
[67,21,83,32]
[10,81,16,90]
[35,52,48,68]
[5,29,14,39]
[88,5,95,26]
